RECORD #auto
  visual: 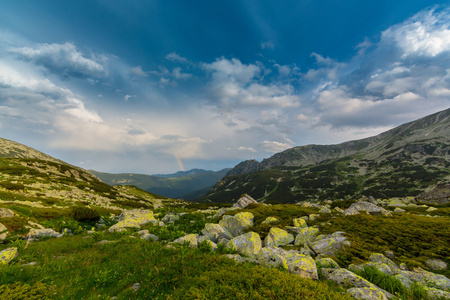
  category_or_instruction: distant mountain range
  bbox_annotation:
[201,108,450,203]
[91,168,231,200]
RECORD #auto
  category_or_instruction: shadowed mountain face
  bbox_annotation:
[202,108,450,204]
[91,168,231,200]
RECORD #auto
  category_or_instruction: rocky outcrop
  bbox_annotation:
[201,223,233,242]
[416,184,450,205]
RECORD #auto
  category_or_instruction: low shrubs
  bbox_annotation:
[70,206,100,222]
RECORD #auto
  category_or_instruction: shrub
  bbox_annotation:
[0,282,54,300]
[70,206,100,222]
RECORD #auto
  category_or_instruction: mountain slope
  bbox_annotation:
[203,108,450,203]
[91,168,231,199]
[0,138,173,211]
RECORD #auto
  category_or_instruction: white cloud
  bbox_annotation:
[261,140,293,153]
[130,66,147,77]
[381,7,450,57]
[261,41,274,49]
[165,52,190,64]
[10,42,108,78]
[238,146,257,152]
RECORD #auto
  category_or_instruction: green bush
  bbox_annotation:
[70,206,100,222]
[0,282,54,300]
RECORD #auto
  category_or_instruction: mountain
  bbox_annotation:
[202,108,450,203]
[0,137,173,211]
[91,168,231,200]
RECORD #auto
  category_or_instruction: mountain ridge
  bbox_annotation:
[204,108,450,203]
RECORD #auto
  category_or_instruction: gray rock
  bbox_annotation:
[140,233,158,241]
[219,212,254,237]
[223,254,259,264]
[315,257,340,269]
[344,201,390,216]
[321,268,392,299]
[425,258,448,271]
[0,208,14,218]
[26,228,63,239]
[131,283,140,291]
[172,234,198,248]
[161,213,180,224]
[294,227,319,246]
[227,232,262,258]
[424,286,450,299]
[397,268,450,290]
[0,223,7,233]
[347,287,388,300]
[311,232,350,256]
[201,223,233,242]
[232,194,258,209]
[264,227,294,247]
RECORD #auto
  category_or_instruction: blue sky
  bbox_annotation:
[0,1,449,174]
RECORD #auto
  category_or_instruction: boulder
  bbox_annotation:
[347,287,388,300]
[261,217,279,225]
[425,258,448,271]
[282,251,318,280]
[0,247,18,265]
[0,208,14,218]
[292,218,307,228]
[311,232,349,256]
[256,247,318,279]
[172,234,198,248]
[257,247,288,269]
[309,214,320,221]
[223,254,259,264]
[140,233,158,241]
[394,207,405,213]
[26,228,63,239]
[201,223,233,242]
[397,268,450,290]
[424,286,450,299]
[0,223,7,232]
[387,198,406,207]
[109,209,157,232]
[219,212,254,237]
[161,213,180,224]
[294,227,319,246]
[227,232,262,258]
[344,202,390,216]
[319,207,331,214]
[264,228,294,247]
[369,253,400,273]
[232,194,258,209]
[315,257,340,269]
[321,268,391,299]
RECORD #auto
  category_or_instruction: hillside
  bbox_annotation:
[203,108,450,203]
[91,168,231,200]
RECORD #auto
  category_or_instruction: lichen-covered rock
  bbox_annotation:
[223,254,259,264]
[424,286,450,299]
[161,213,180,224]
[368,253,400,274]
[261,217,279,225]
[393,274,412,289]
[140,233,158,241]
[219,212,254,237]
[316,257,340,269]
[172,234,198,248]
[394,207,405,213]
[344,202,390,216]
[309,214,320,221]
[283,251,318,280]
[387,199,406,207]
[0,208,14,218]
[292,218,307,228]
[201,223,233,242]
[0,247,18,265]
[319,207,331,214]
[398,268,450,290]
[0,223,7,233]
[294,227,319,246]
[199,239,218,252]
[347,287,388,300]
[26,228,63,239]
[232,194,258,209]
[264,227,294,247]
[321,268,391,299]
[256,247,288,269]
[425,258,448,271]
[311,232,349,256]
[227,231,262,258]
[109,209,157,232]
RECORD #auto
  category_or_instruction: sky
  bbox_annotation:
[0,1,449,174]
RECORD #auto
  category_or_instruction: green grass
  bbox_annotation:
[0,234,352,300]
[320,214,450,277]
